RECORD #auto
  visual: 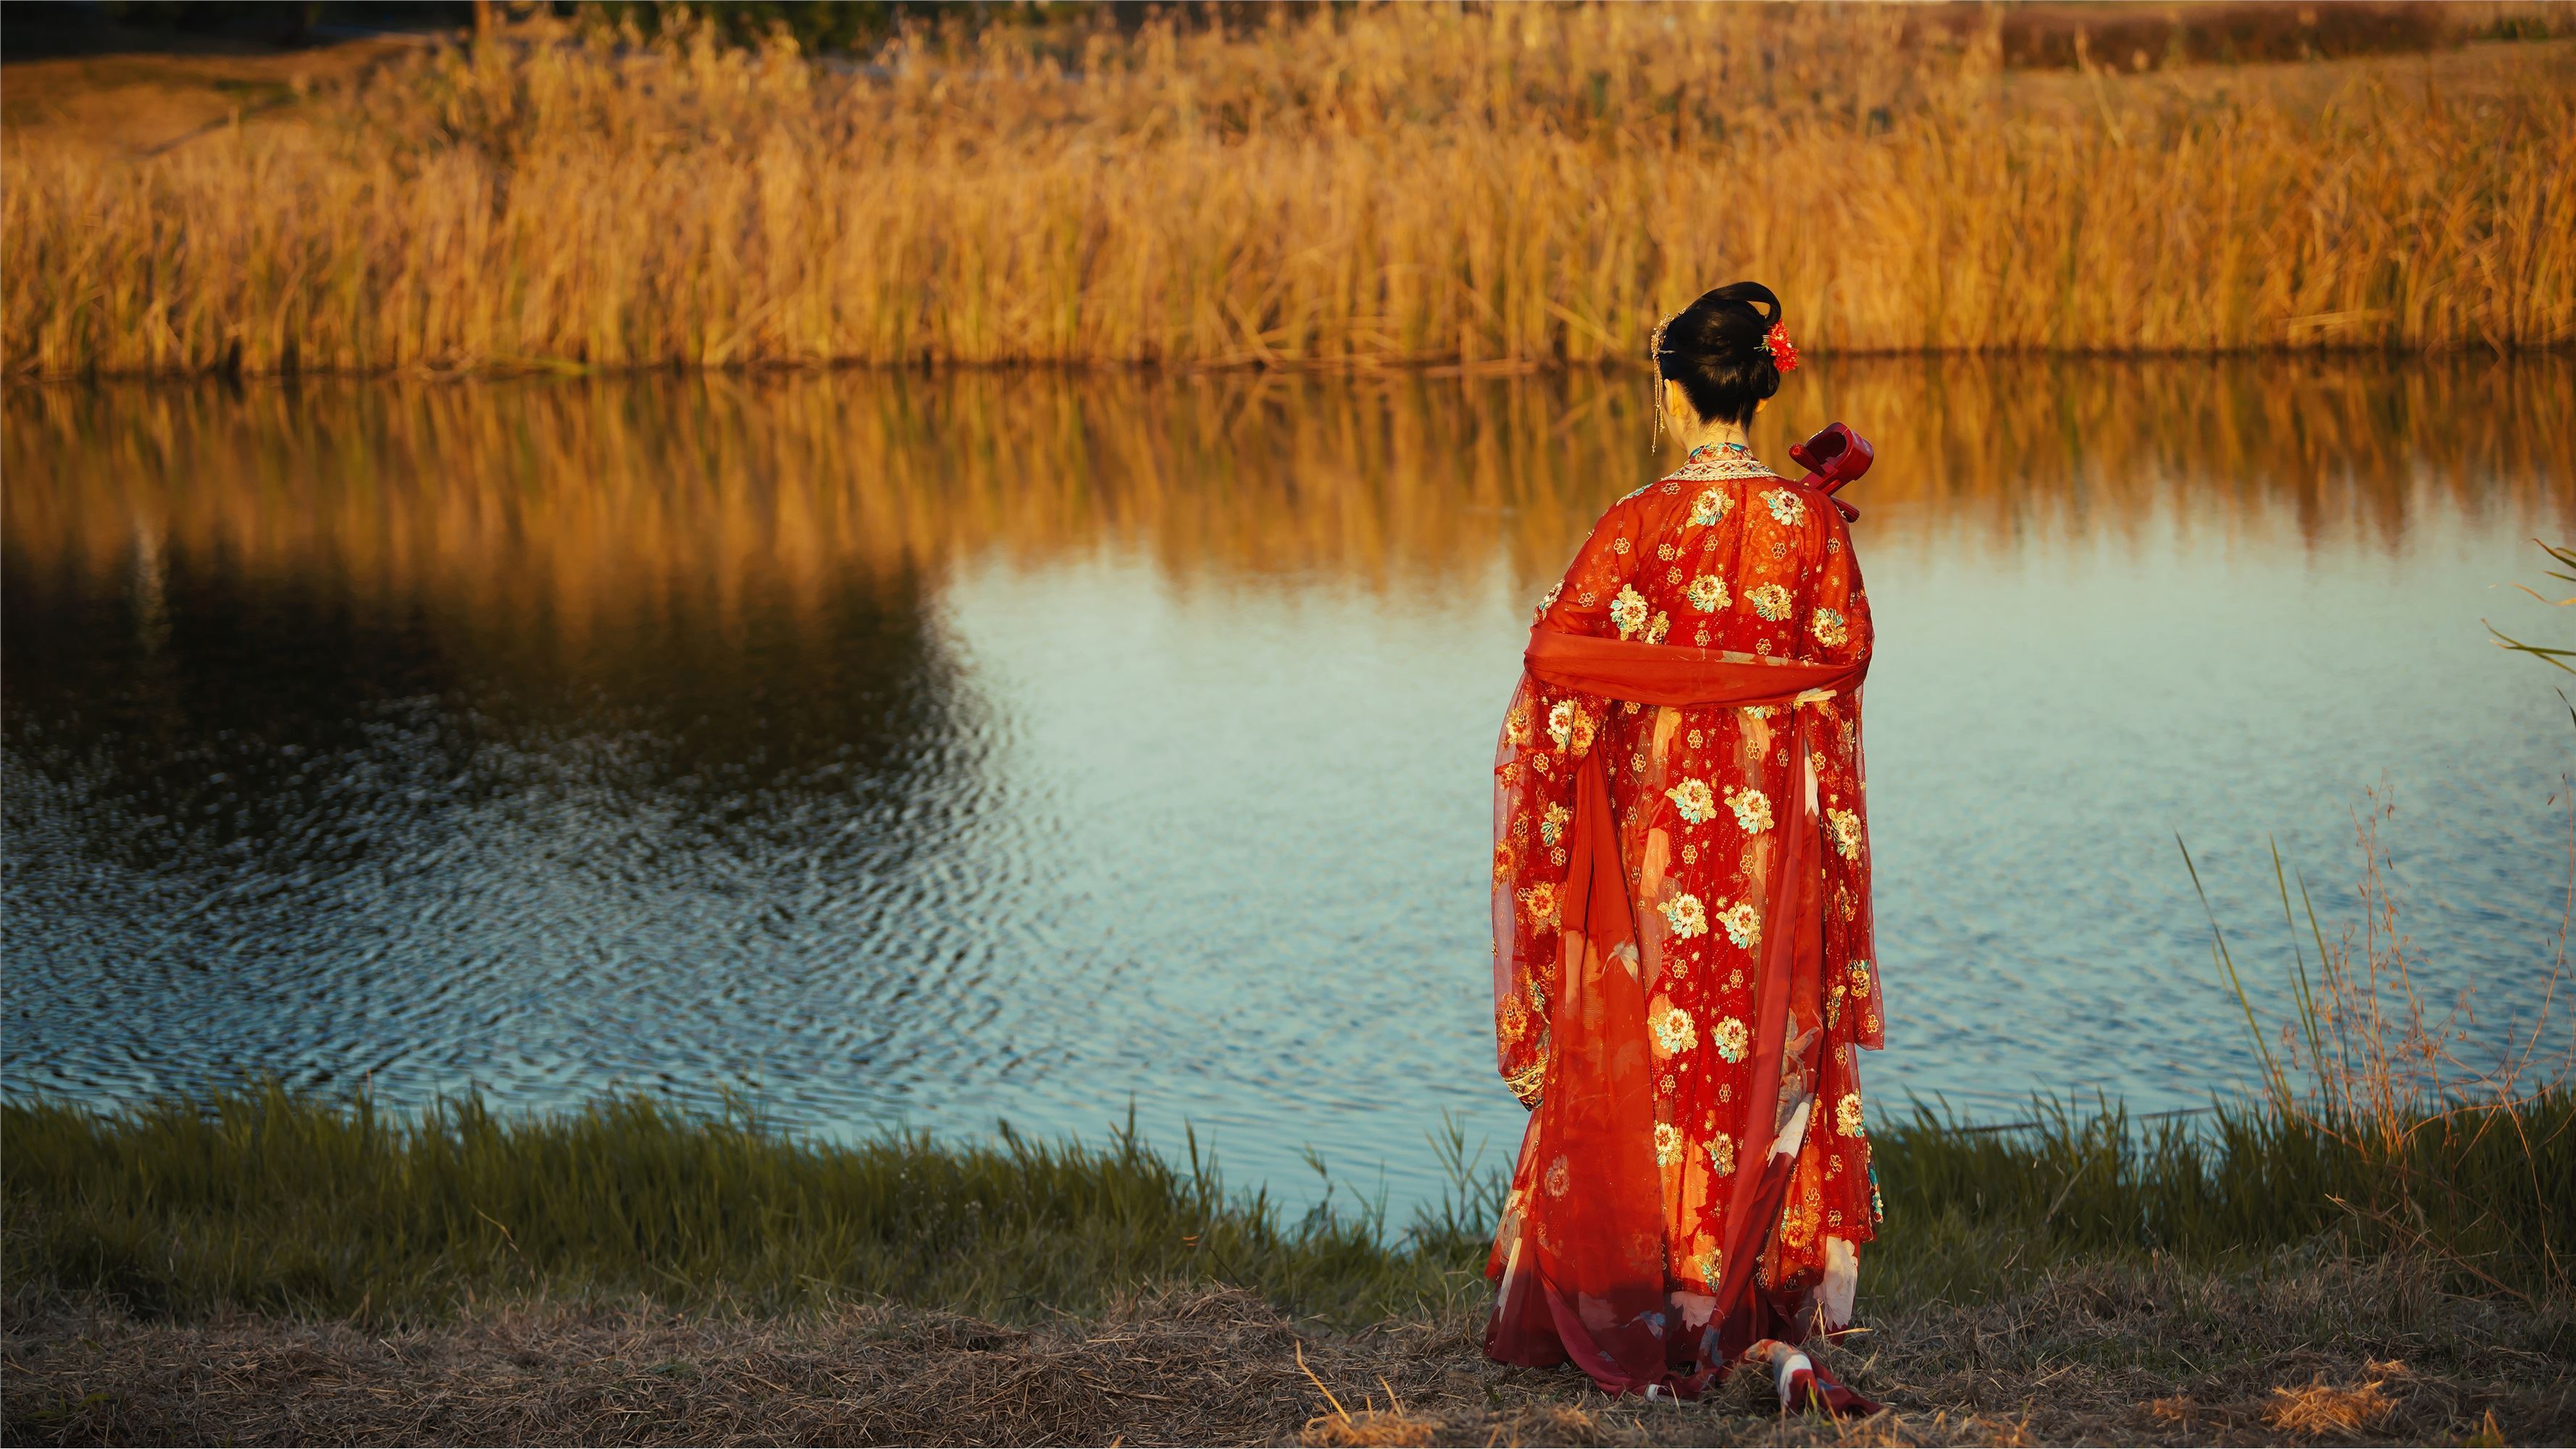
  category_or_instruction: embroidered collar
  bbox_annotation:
[1667,447,1781,482]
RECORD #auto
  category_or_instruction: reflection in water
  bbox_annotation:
[5,359,2571,1211]
[12,357,2571,598]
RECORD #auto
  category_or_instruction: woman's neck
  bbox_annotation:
[1675,419,1753,458]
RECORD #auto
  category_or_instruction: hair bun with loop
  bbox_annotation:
[1652,280,1792,427]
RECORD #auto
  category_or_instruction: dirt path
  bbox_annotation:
[7,1257,2568,1445]
[0,32,439,160]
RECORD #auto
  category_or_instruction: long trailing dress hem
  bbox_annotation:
[1483,453,1884,1403]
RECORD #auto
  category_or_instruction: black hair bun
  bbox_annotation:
[1654,282,1785,429]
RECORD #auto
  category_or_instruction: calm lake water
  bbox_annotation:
[7,359,2572,1216]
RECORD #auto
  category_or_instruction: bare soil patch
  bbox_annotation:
[7,1256,2567,1446]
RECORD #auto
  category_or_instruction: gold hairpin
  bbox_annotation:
[1647,310,1680,458]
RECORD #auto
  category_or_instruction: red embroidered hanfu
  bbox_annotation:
[1486,446,1883,1398]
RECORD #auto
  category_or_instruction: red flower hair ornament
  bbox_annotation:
[1765,321,1800,373]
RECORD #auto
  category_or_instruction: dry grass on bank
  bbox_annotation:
[7,1256,2569,1447]
[4,7,2572,377]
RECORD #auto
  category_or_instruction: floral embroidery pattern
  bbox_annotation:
[1848,960,1873,993]
[1672,452,1778,483]
[1828,806,1863,860]
[1711,1016,1749,1063]
[1706,1132,1737,1177]
[1810,608,1849,648]
[1534,581,1563,620]
[1666,778,1716,824]
[1545,1155,1571,1198]
[1762,488,1804,525]
[1686,575,1730,613]
[1660,892,1709,940]
[1718,901,1760,948]
[1655,1121,1684,1166]
[1645,611,1671,645]
[1540,802,1571,846]
[1544,699,1596,756]
[1517,881,1559,930]
[1782,1195,1817,1248]
[1652,1003,1696,1054]
[1837,1092,1866,1137]
[1609,585,1649,639]
[1724,785,1773,835]
[1689,489,1730,527]
[1747,582,1793,621]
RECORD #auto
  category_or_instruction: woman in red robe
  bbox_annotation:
[1485,282,1883,1408]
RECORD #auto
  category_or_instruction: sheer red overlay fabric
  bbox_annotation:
[1484,458,1881,1398]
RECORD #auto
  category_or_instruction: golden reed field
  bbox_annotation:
[4,4,2572,377]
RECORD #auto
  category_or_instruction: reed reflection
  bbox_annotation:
[7,356,2567,622]
[4,536,971,871]
[4,389,985,1108]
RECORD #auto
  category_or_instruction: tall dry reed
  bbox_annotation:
[5,7,2572,377]
[2184,789,2574,1293]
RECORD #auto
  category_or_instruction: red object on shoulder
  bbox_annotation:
[1787,422,1873,522]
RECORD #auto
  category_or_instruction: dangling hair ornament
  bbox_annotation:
[1765,320,1800,373]
[1648,309,1681,452]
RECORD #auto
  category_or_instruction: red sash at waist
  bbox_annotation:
[1523,627,1865,709]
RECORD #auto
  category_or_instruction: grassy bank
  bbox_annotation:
[4,7,2572,377]
[3,1085,2572,1444]
[0,1088,1444,1327]
[6,1082,2570,1326]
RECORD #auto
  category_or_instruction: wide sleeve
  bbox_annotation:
[1490,502,1639,1106]
[1797,506,1886,1258]
[1800,509,1883,1053]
